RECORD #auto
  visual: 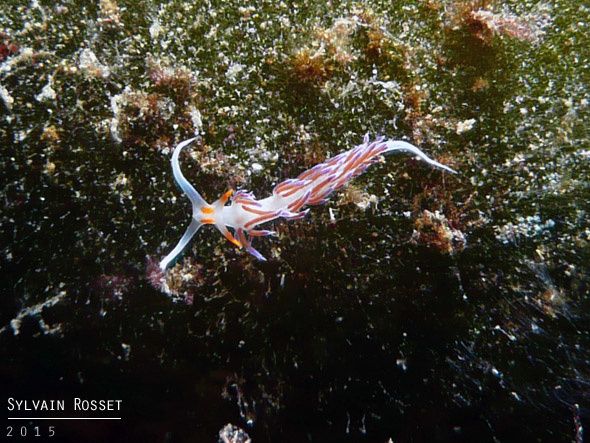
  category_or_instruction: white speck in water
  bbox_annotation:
[149,17,162,39]
[189,107,203,134]
[121,343,131,361]
[251,162,263,173]
[78,49,110,78]
[226,63,244,83]
[491,367,503,378]
[456,118,476,134]
[0,84,14,110]
[35,76,56,102]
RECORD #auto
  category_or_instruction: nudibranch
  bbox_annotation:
[159,134,456,269]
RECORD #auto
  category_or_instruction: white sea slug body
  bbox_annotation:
[159,134,456,270]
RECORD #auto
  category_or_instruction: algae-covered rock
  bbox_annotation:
[0,0,588,441]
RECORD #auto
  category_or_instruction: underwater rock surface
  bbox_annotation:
[0,0,588,441]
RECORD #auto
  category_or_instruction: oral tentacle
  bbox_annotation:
[159,219,202,270]
[171,138,208,208]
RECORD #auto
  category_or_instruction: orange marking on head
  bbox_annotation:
[200,217,215,224]
[220,189,234,204]
[201,206,215,214]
